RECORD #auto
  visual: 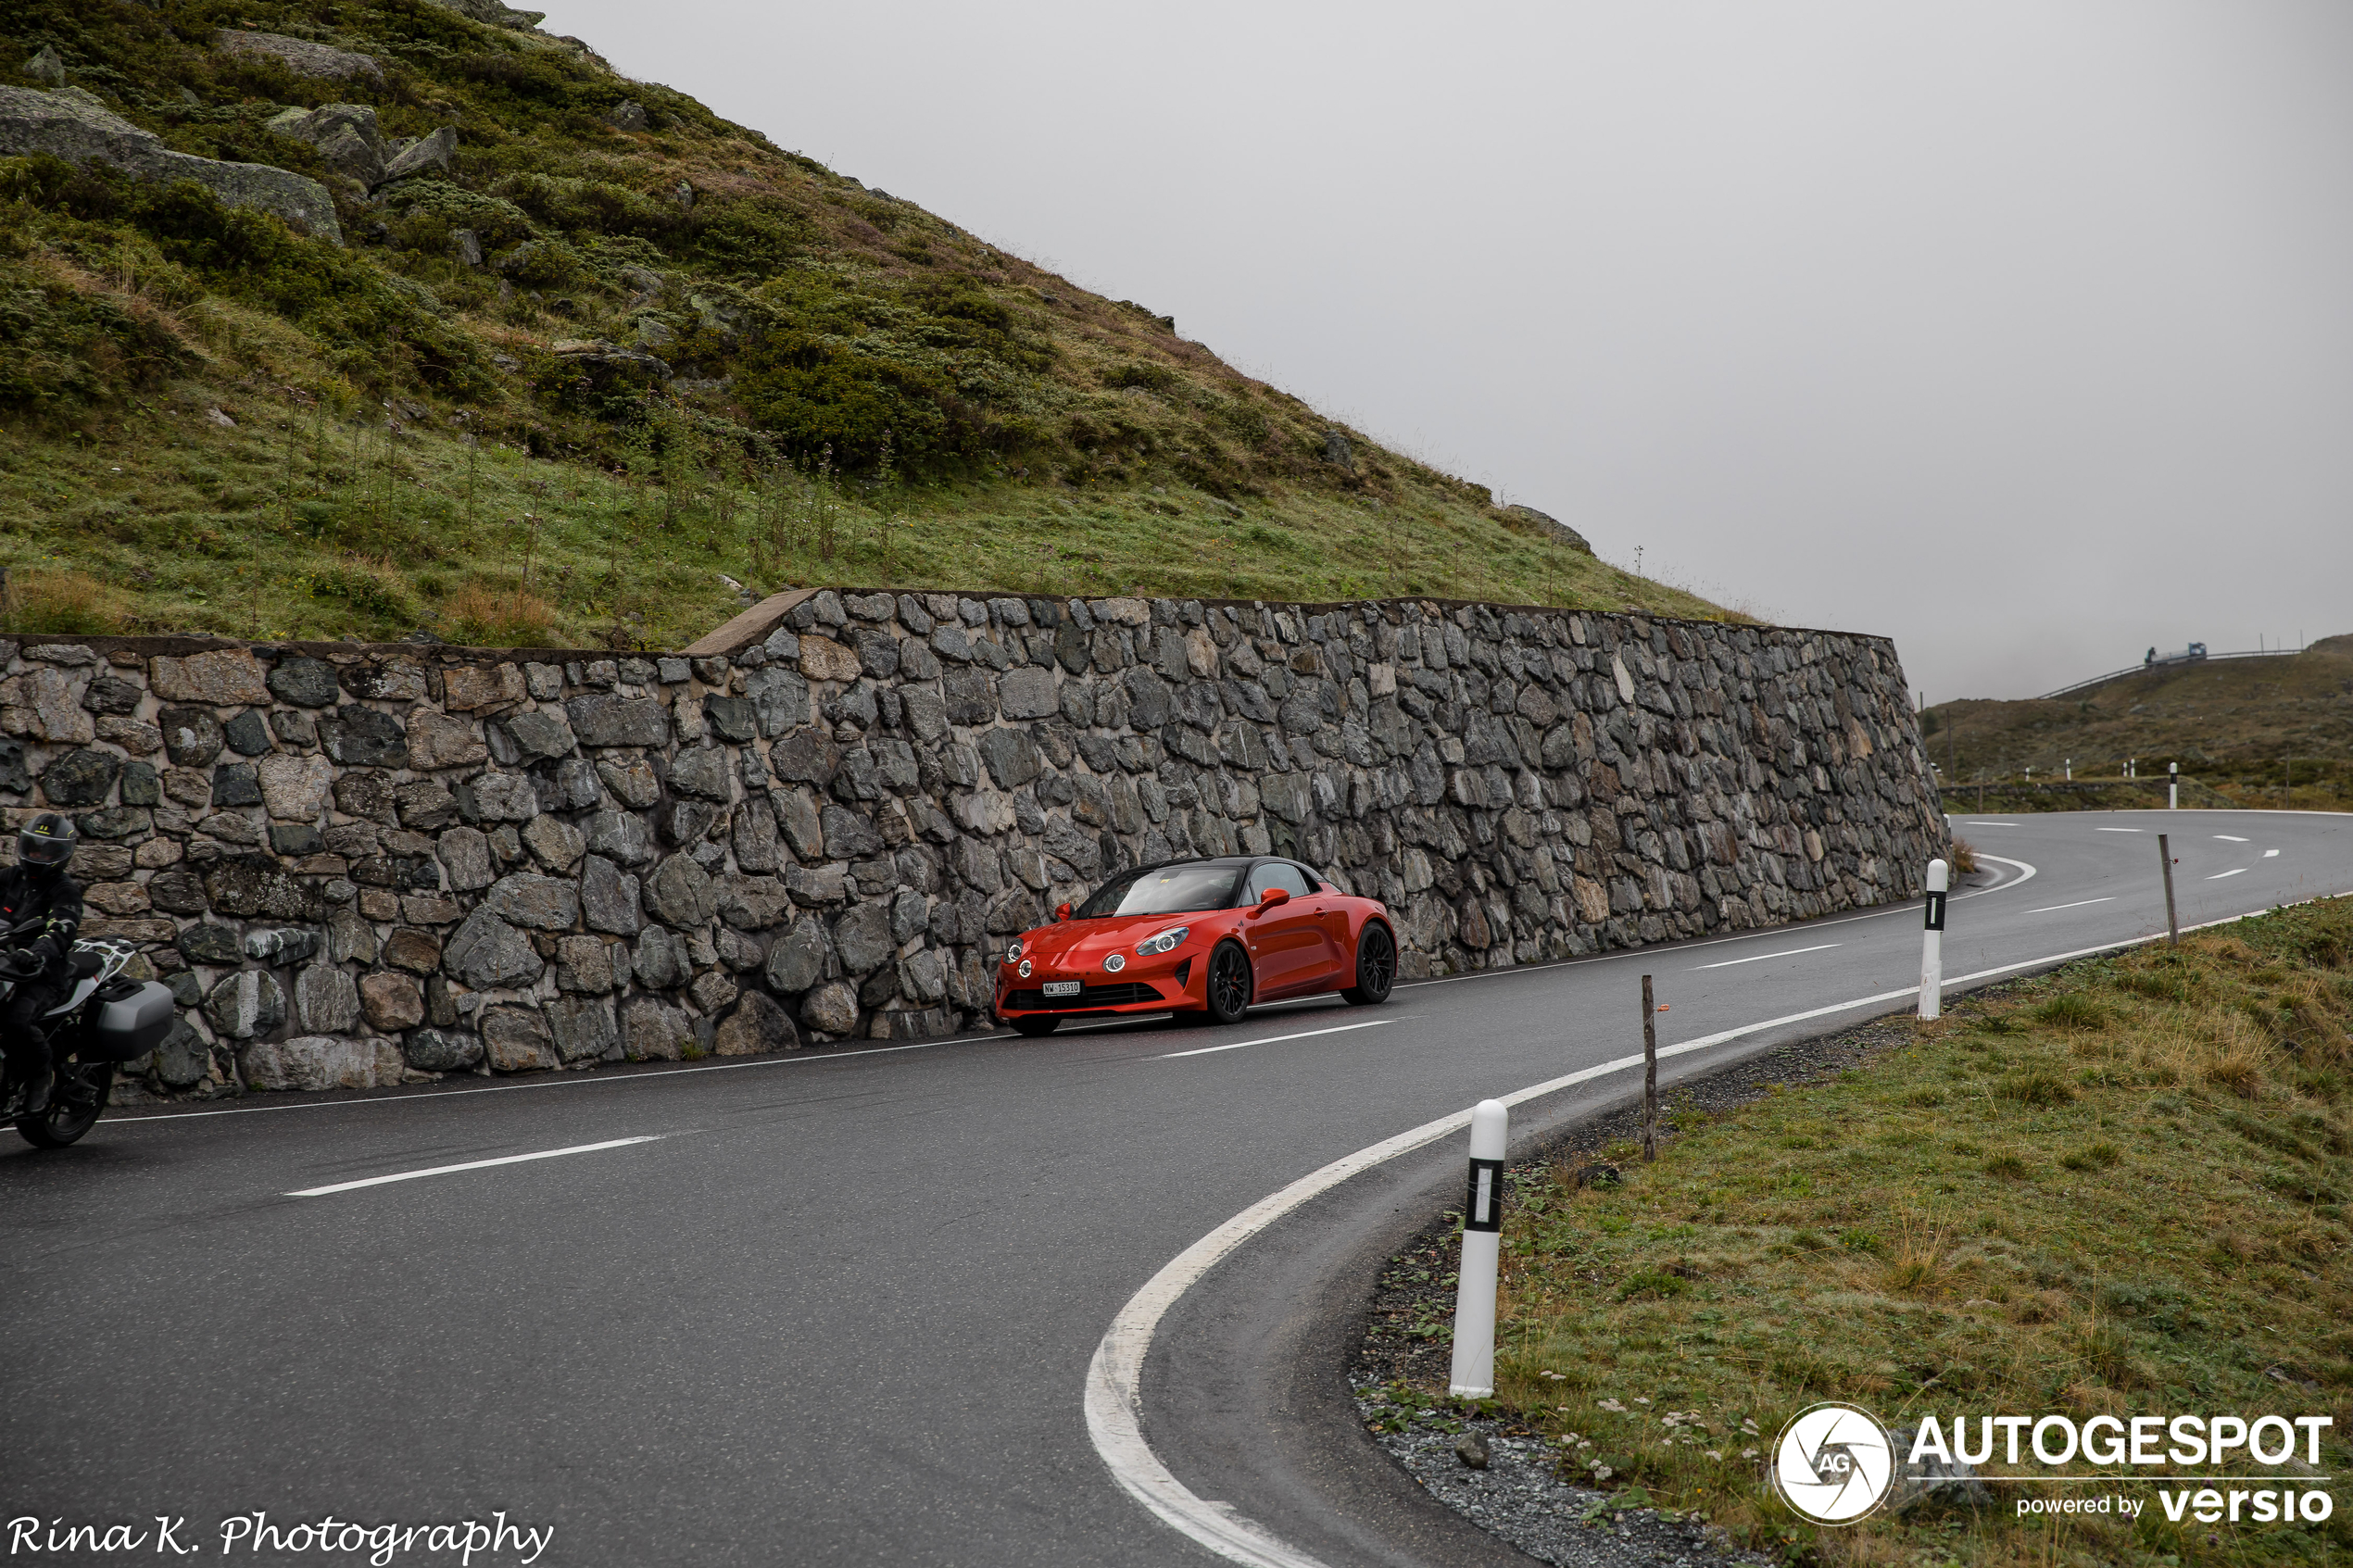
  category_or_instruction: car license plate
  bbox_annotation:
[1042,980,1081,998]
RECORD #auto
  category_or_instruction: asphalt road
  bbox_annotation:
[5,809,2347,1567]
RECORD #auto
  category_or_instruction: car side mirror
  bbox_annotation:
[1055,902,1073,922]
[1250,887,1290,916]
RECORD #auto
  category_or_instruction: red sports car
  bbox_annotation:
[992,856,1399,1035]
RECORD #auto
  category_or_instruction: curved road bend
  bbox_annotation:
[4,809,2347,1566]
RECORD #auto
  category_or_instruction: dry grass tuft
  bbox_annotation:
[6,568,131,635]
[446,583,558,647]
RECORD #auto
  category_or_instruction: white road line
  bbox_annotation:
[2214,835,2249,843]
[285,1135,671,1198]
[2208,868,2247,880]
[1086,889,2352,1568]
[2265,849,2281,858]
[1692,943,1839,970]
[1964,822,2017,826]
[1158,1021,1395,1060]
[2096,828,2143,834]
[2027,897,2116,914]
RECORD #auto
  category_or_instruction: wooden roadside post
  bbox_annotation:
[1642,974,1658,1161]
[2158,834,2180,947]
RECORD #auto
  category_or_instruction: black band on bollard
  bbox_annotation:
[1464,1157,1504,1232]
[1924,891,1945,932]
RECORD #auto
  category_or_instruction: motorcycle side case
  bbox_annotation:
[83,979,176,1060]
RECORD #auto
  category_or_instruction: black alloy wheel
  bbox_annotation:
[1204,942,1252,1025]
[15,1060,111,1149]
[1010,1015,1061,1037]
[1342,922,1396,1006]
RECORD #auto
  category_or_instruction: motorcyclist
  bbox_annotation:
[0,813,84,1116]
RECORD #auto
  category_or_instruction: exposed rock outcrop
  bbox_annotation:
[213,31,384,82]
[1504,505,1593,556]
[420,0,548,31]
[267,106,456,192]
[0,86,342,244]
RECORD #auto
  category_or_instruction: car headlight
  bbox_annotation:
[1017,959,1033,978]
[1003,939,1024,965]
[1136,925,1189,957]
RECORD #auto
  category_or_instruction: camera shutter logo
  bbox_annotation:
[1773,1402,1896,1524]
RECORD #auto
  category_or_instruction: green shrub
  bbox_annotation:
[1997,1071,2076,1107]
[1615,1269,1691,1302]
[2032,994,2109,1030]
[736,329,948,467]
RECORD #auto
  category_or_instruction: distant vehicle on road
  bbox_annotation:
[993,856,1398,1035]
[2145,642,2207,666]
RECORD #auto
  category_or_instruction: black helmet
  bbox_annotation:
[18,812,77,873]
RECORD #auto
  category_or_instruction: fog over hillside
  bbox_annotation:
[543,0,2353,699]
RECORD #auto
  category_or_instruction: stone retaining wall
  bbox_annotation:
[0,592,1945,1098]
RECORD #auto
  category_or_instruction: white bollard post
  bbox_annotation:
[1918,858,1948,1020]
[2169,761,2179,809]
[1448,1098,1508,1399]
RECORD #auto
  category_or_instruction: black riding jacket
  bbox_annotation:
[0,864,83,979]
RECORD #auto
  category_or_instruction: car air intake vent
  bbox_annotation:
[1006,983,1165,1010]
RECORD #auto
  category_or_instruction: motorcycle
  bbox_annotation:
[0,917,177,1149]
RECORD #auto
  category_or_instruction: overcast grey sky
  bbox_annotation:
[542,0,2353,702]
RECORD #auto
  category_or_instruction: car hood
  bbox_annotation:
[1019,916,1198,971]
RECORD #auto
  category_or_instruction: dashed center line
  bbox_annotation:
[2214,834,2249,843]
[2096,828,2143,834]
[2208,868,2247,881]
[2027,897,2117,914]
[1693,942,1841,970]
[2265,849,2281,859]
[287,1135,673,1198]
[1158,1020,1396,1060]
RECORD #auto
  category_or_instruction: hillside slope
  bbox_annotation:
[0,0,1734,648]
[1925,636,2353,811]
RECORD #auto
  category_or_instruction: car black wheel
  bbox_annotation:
[1342,923,1396,1006]
[1009,1016,1060,1037]
[15,1061,111,1149]
[1204,942,1252,1024]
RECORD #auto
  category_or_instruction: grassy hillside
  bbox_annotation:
[0,0,1734,647]
[1926,638,2353,814]
[1406,897,2353,1565]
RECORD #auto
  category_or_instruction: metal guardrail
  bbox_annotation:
[2033,646,2308,702]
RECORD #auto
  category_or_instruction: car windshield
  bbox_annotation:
[1075,862,1244,918]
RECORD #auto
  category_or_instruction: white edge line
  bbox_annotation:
[1158,1020,1396,1060]
[2208,868,2247,880]
[2096,828,2143,833]
[2214,835,2249,843]
[1084,885,2348,1568]
[285,1134,670,1198]
[1692,942,1839,971]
